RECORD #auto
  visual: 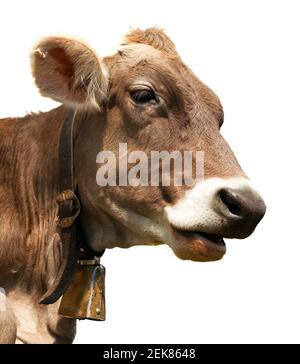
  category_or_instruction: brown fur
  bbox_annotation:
[122,27,178,56]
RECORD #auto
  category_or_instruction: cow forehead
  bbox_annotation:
[118,43,164,64]
[105,43,177,81]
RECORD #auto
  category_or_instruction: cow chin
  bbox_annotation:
[168,227,226,262]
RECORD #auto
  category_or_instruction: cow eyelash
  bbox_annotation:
[130,89,158,104]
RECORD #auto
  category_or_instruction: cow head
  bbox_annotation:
[31,28,266,263]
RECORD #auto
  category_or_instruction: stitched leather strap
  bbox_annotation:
[40,110,80,305]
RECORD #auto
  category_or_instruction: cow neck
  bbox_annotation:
[39,108,104,305]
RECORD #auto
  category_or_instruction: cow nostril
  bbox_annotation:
[217,185,266,238]
[161,186,173,204]
[219,189,243,216]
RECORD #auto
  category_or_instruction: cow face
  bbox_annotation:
[31,28,266,262]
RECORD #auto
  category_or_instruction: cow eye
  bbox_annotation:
[130,89,157,104]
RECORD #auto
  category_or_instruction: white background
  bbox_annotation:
[0,0,299,344]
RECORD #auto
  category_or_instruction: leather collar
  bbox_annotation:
[40,109,104,305]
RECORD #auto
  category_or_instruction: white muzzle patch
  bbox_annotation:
[165,177,263,233]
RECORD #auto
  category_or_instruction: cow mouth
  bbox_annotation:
[171,228,226,262]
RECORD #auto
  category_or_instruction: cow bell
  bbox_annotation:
[58,257,105,321]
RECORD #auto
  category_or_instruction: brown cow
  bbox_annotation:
[0,28,266,343]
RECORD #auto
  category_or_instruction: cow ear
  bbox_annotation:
[31,37,109,110]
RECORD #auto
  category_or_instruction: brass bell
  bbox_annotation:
[58,258,105,321]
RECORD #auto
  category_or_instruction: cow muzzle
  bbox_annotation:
[165,177,266,261]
